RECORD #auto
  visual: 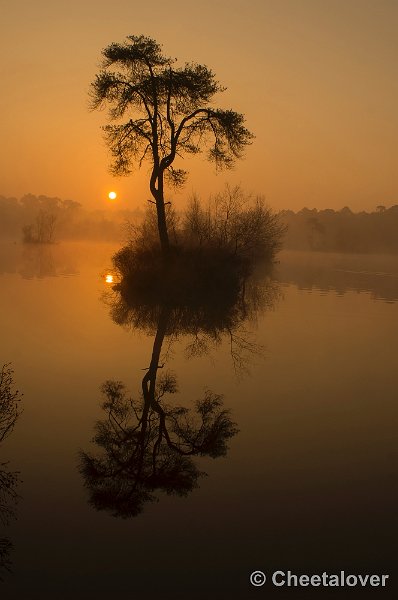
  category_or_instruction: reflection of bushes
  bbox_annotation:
[108,247,280,372]
[110,268,278,337]
[109,256,280,372]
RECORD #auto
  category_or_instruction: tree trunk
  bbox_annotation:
[151,169,170,256]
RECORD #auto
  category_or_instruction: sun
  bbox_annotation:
[108,191,117,200]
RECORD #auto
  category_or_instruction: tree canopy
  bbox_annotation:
[90,34,254,252]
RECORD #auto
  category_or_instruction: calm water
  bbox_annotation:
[0,242,397,599]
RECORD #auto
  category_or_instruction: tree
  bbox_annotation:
[22,209,57,244]
[90,35,254,255]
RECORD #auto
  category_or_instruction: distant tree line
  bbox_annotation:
[280,205,398,253]
[0,194,142,242]
[4,194,397,254]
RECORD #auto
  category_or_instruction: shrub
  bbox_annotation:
[183,185,286,261]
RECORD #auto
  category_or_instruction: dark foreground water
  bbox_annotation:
[0,242,397,599]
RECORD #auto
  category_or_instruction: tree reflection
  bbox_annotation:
[0,364,23,580]
[79,379,237,518]
[81,268,280,517]
[80,304,238,518]
[108,261,280,373]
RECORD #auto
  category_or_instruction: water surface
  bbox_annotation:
[0,242,396,598]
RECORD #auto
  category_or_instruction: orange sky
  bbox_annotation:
[1,0,397,212]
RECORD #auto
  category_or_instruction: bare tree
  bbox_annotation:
[22,210,57,244]
[184,185,286,260]
[90,35,254,255]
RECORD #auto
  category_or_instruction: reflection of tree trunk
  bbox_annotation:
[139,306,192,457]
[137,306,171,473]
[142,306,171,405]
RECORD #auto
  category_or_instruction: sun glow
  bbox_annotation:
[108,191,117,200]
[105,274,114,283]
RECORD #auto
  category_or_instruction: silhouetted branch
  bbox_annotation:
[0,364,23,443]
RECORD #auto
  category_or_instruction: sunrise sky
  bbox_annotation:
[1,0,397,211]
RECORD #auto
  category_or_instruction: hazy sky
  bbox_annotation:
[1,0,397,211]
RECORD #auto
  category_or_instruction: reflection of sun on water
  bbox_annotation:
[105,274,114,283]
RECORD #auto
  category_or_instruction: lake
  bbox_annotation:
[0,242,397,599]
